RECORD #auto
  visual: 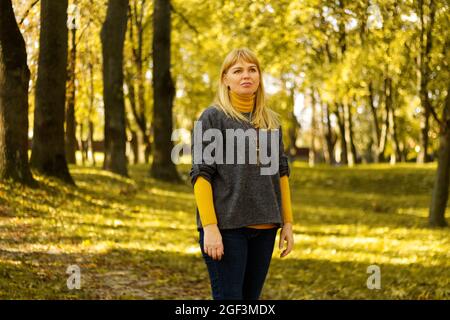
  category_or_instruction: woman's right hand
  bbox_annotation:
[203,224,224,261]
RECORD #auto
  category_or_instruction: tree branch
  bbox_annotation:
[169,3,199,34]
[19,0,40,26]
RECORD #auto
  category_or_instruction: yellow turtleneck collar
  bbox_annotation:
[229,90,255,113]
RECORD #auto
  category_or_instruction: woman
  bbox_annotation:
[190,47,294,300]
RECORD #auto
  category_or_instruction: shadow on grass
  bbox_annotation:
[265,256,450,299]
[1,246,449,299]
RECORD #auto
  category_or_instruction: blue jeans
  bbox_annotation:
[198,227,278,300]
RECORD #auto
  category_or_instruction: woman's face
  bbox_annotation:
[223,60,260,96]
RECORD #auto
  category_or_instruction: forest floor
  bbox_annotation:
[0,162,449,299]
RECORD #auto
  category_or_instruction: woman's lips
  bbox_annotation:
[241,83,252,87]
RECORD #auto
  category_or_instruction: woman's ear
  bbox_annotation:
[223,80,230,90]
[222,74,228,86]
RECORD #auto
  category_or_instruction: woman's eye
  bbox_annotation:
[234,70,241,74]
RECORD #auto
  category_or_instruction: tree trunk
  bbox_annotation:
[30,0,74,184]
[125,72,151,164]
[418,105,431,163]
[325,104,335,165]
[384,77,396,164]
[88,121,96,166]
[309,88,317,166]
[145,127,152,163]
[0,0,35,185]
[287,87,300,160]
[334,105,348,165]
[101,0,129,176]
[150,0,180,181]
[389,107,402,164]
[388,80,402,163]
[65,22,77,164]
[77,123,84,165]
[124,115,137,164]
[378,79,390,163]
[368,82,381,162]
[126,0,152,164]
[429,86,450,227]
[88,62,96,166]
[320,99,335,165]
[342,102,354,165]
[131,130,139,164]
[417,0,435,163]
[344,100,357,166]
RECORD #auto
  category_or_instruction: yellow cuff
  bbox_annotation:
[193,176,218,226]
[280,175,293,223]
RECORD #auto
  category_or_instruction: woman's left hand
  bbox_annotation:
[279,222,294,258]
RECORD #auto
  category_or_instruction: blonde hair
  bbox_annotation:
[212,48,280,129]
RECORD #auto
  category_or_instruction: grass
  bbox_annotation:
[0,162,449,299]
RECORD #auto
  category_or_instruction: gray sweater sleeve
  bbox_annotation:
[279,126,290,177]
[189,107,218,185]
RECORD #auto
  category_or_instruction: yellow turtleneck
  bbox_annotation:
[229,91,255,112]
[193,91,293,229]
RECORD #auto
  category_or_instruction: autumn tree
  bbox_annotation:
[0,0,35,185]
[30,0,74,184]
[429,84,450,227]
[101,0,129,176]
[150,0,180,181]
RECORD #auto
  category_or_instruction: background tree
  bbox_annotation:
[65,2,79,164]
[416,0,436,163]
[73,0,105,167]
[0,0,35,185]
[125,0,153,164]
[30,0,74,184]
[429,83,450,227]
[150,0,180,181]
[101,0,129,176]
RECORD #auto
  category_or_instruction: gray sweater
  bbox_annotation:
[189,105,290,230]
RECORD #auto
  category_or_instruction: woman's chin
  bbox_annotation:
[237,89,255,96]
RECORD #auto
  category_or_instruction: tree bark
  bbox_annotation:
[150,0,180,181]
[88,62,96,166]
[78,122,86,165]
[334,105,348,165]
[388,80,402,163]
[384,77,396,163]
[126,0,152,164]
[322,102,336,165]
[101,0,129,176]
[378,79,390,163]
[287,86,300,160]
[344,100,357,166]
[368,82,381,162]
[429,86,450,227]
[30,0,74,184]
[417,0,435,163]
[309,88,317,166]
[125,72,150,163]
[65,20,77,164]
[0,0,35,185]
[418,101,431,163]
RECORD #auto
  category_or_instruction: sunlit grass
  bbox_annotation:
[0,162,449,299]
